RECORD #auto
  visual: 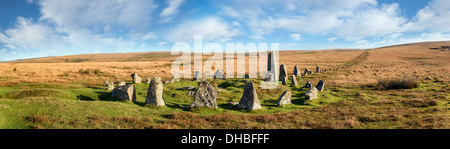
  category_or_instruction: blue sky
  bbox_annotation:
[0,0,449,61]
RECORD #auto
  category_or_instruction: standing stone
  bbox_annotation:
[214,70,226,80]
[104,80,109,88]
[238,81,261,110]
[316,80,325,92]
[107,81,114,90]
[264,73,274,82]
[293,65,301,77]
[316,66,320,73]
[279,64,287,81]
[304,68,310,76]
[145,77,165,106]
[305,87,319,100]
[309,71,314,74]
[281,76,288,85]
[277,91,292,106]
[190,80,218,109]
[171,74,180,82]
[304,81,312,88]
[146,77,151,84]
[193,71,201,81]
[118,81,126,86]
[267,51,278,81]
[291,75,298,86]
[131,73,141,84]
[112,84,137,102]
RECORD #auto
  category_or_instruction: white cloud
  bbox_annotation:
[220,0,406,41]
[38,0,158,30]
[289,34,301,41]
[166,17,240,42]
[327,37,338,43]
[161,0,185,22]
[402,0,450,33]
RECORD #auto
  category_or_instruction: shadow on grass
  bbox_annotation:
[77,95,95,101]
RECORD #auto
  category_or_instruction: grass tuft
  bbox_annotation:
[378,78,419,90]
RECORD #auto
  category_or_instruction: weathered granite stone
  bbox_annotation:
[118,81,126,86]
[304,68,310,76]
[238,81,261,110]
[264,73,275,82]
[145,77,165,106]
[316,66,320,73]
[104,80,109,88]
[281,76,288,85]
[214,70,226,80]
[291,75,298,86]
[106,81,114,90]
[145,77,151,84]
[131,73,141,84]
[293,65,301,77]
[190,80,218,109]
[277,91,292,106]
[171,74,180,82]
[112,84,136,102]
[305,81,312,88]
[305,87,318,100]
[316,80,325,92]
[279,64,287,80]
[193,71,201,81]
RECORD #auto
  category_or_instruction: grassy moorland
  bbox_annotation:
[0,41,448,129]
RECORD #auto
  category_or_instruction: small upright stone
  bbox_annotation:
[305,87,319,100]
[145,77,165,106]
[304,81,312,88]
[238,81,261,110]
[293,65,301,77]
[214,70,226,80]
[171,74,180,82]
[118,81,126,86]
[316,80,325,92]
[264,73,274,82]
[277,91,292,106]
[316,66,320,73]
[291,75,298,86]
[279,64,287,81]
[145,77,151,84]
[193,71,201,81]
[131,73,142,84]
[190,80,218,109]
[106,81,114,90]
[304,68,310,76]
[104,80,109,88]
[112,84,137,102]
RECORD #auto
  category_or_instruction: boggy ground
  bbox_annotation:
[0,41,448,129]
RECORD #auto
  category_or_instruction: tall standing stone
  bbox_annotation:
[238,81,261,110]
[305,87,319,100]
[316,80,325,92]
[291,75,298,86]
[190,80,218,109]
[145,77,165,106]
[293,65,301,77]
[316,66,320,73]
[112,84,136,102]
[267,51,278,81]
[277,91,292,106]
[131,73,141,84]
[279,64,287,81]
